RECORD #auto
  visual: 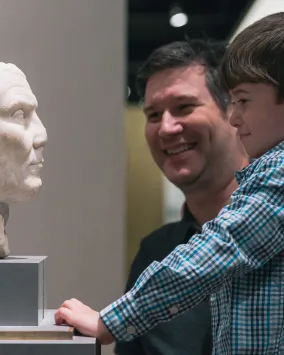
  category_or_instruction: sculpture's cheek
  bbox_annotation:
[0,123,33,160]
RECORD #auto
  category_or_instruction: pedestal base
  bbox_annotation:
[0,310,100,355]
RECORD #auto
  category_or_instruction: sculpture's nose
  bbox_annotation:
[32,113,48,150]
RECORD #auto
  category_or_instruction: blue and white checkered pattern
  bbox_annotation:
[100,141,284,354]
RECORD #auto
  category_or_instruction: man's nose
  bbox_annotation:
[32,114,48,149]
[158,111,183,138]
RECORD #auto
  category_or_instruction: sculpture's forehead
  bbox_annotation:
[0,63,30,90]
[0,63,37,107]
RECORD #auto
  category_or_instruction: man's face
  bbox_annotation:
[230,83,284,158]
[0,63,47,202]
[144,65,242,189]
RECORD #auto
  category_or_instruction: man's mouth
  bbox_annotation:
[165,143,197,156]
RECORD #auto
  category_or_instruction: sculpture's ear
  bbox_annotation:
[0,203,9,224]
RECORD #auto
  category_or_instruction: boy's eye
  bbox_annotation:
[231,99,248,105]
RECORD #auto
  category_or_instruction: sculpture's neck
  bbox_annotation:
[0,202,10,258]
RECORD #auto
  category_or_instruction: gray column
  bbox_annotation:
[0,1,125,353]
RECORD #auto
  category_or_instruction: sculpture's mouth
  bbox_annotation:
[29,158,44,166]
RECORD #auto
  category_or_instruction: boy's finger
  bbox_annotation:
[54,307,74,325]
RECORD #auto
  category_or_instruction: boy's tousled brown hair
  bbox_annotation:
[221,12,284,99]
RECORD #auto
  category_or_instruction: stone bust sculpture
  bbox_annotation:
[0,63,47,258]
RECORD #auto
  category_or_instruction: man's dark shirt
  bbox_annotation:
[115,208,212,355]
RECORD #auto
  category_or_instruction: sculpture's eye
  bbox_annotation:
[12,109,24,119]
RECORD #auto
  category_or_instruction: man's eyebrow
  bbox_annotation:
[143,94,199,114]
[175,94,199,101]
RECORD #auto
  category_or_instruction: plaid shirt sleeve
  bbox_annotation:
[100,154,284,341]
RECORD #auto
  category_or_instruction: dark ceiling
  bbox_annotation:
[127,0,253,102]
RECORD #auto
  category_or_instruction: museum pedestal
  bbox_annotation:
[0,256,46,326]
[0,256,100,354]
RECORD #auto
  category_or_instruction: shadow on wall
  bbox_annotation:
[125,105,163,271]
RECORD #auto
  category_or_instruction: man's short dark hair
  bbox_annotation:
[136,39,230,112]
[221,12,284,99]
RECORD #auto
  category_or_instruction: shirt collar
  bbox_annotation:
[182,204,201,232]
[235,140,284,184]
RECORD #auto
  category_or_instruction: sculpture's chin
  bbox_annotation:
[14,185,42,203]
[15,188,42,202]
[4,178,43,203]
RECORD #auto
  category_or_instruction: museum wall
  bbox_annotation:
[125,105,163,271]
[0,0,126,339]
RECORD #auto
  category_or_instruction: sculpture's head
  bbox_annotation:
[0,63,47,203]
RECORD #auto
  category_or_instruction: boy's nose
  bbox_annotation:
[229,107,242,128]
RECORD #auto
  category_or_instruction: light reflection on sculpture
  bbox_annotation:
[0,63,47,258]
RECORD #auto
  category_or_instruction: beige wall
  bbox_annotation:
[0,1,125,353]
[126,105,163,270]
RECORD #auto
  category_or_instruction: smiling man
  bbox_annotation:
[142,57,245,209]
[55,40,248,355]
[112,40,248,355]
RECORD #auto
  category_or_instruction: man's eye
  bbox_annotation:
[174,104,195,116]
[177,104,197,114]
[147,112,161,122]
[178,104,193,110]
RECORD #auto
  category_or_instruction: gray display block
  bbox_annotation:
[0,256,47,326]
[0,310,100,355]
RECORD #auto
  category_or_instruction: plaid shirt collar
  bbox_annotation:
[236,139,284,184]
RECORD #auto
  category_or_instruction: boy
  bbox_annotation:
[55,12,284,354]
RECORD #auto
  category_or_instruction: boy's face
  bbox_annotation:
[230,83,284,158]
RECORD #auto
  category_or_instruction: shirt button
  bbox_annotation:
[169,306,179,315]
[127,325,136,335]
[222,212,231,220]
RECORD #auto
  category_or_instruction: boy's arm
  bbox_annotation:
[55,155,284,345]
[99,157,284,341]
[115,239,152,355]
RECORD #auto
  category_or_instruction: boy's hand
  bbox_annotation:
[54,298,115,345]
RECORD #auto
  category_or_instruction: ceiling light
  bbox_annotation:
[169,6,188,28]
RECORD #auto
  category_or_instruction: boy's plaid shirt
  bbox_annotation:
[101,141,284,354]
